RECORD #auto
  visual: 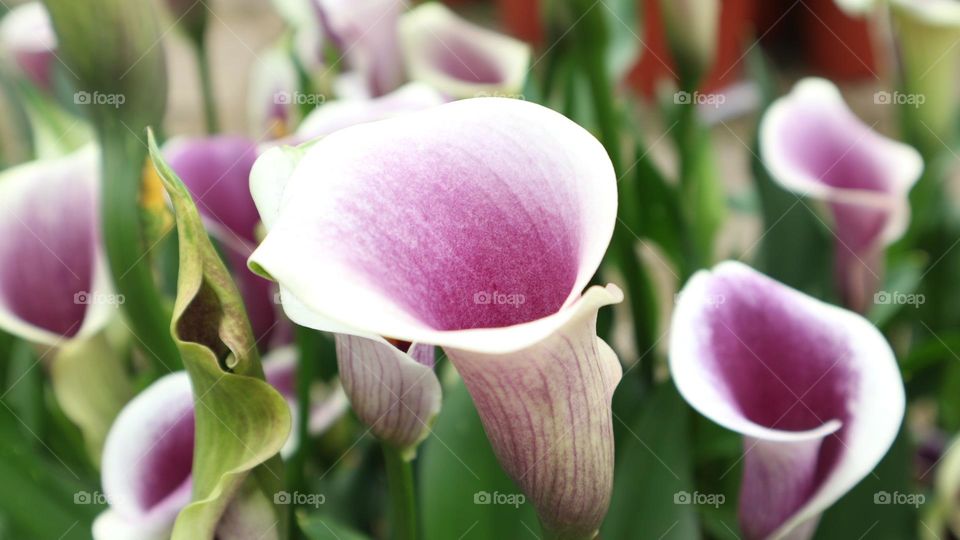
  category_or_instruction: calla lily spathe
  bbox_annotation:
[248,97,621,538]
[0,1,57,91]
[670,261,905,540]
[0,146,114,346]
[398,3,531,99]
[316,0,405,97]
[760,78,922,312]
[92,346,347,540]
[164,135,284,346]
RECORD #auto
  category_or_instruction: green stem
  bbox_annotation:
[382,444,417,540]
[99,118,180,373]
[196,42,219,134]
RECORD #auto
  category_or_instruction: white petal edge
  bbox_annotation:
[0,2,56,54]
[759,77,923,246]
[669,261,905,538]
[399,3,532,98]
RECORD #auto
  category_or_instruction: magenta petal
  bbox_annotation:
[670,261,905,539]
[97,372,195,538]
[0,147,113,345]
[760,78,922,311]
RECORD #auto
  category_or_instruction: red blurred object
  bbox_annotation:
[497,0,544,44]
[496,0,876,96]
[801,0,877,79]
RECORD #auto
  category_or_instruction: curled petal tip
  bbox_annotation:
[0,2,57,90]
[670,261,905,539]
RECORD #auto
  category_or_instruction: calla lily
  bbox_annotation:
[935,435,960,538]
[248,97,621,538]
[0,146,114,346]
[760,78,922,312]
[398,3,531,99]
[164,135,284,346]
[247,46,303,139]
[670,261,905,540]
[290,82,446,144]
[316,0,405,97]
[0,1,57,91]
[93,347,347,539]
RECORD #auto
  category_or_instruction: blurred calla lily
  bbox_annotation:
[163,135,283,346]
[935,435,960,538]
[0,146,114,346]
[290,82,446,144]
[316,0,405,97]
[248,98,621,538]
[0,1,57,91]
[658,0,719,85]
[760,78,922,312]
[670,261,905,540]
[399,3,531,99]
[92,347,347,539]
[248,46,303,139]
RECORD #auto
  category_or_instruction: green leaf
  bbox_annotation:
[868,252,926,328]
[419,373,539,540]
[603,382,700,539]
[51,332,134,464]
[146,130,292,540]
[0,398,100,540]
[298,510,371,540]
[600,0,641,81]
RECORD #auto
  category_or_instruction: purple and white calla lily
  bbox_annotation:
[0,146,114,346]
[670,261,905,540]
[164,135,286,346]
[760,78,923,312]
[398,3,531,99]
[0,1,57,91]
[248,97,622,537]
[92,346,347,540]
[315,0,405,97]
